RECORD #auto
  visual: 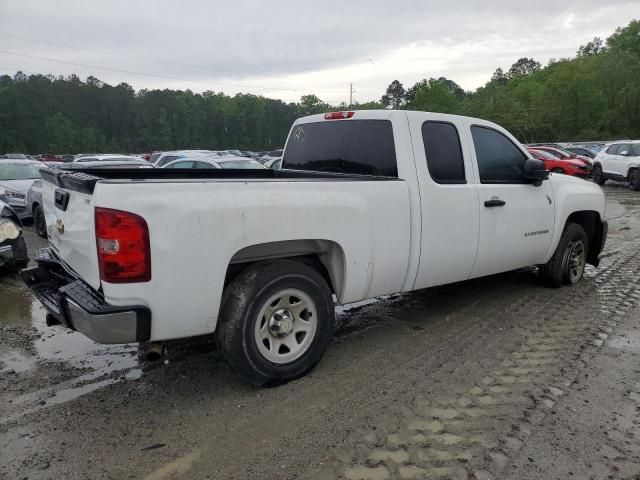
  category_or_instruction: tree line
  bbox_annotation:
[380,20,640,143]
[0,20,638,154]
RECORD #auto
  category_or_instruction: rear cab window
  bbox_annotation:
[282,119,398,177]
[422,121,466,184]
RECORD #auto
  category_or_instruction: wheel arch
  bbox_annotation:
[565,210,605,266]
[225,239,347,301]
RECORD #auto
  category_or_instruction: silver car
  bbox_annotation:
[162,156,267,170]
[0,160,47,220]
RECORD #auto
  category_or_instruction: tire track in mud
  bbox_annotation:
[311,240,640,480]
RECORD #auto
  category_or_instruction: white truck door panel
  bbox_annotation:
[466,121,554,278]
[473,183,554,278]
[407,112,480,289]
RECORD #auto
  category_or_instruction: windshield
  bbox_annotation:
[219,160,265,169]
[0,163,43,180]
[4,153,28,159]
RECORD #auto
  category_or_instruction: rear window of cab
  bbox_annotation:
[282,120,398,177]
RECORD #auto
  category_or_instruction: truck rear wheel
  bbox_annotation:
[216,260,334,386]
[539,222,588,288]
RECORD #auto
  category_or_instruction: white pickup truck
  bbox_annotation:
[22,110,607,385]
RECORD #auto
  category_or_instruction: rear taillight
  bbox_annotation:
[95,207,151,283]
[324,111,355,120]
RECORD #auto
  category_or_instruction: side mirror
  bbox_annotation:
[620,150,630,156]
[524,158,549,186]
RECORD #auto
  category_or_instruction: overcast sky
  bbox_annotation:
[0,1,636,104]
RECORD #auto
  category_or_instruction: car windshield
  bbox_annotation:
[4,153,28,159]
[219,160,265,169]
[0,163,42,180]
[531,150,556,160]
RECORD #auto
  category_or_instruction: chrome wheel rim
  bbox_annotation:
[254,289,318,364]
[564,240,586,284]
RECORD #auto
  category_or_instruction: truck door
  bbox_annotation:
[466,122,555,278]
[409,114,480,289]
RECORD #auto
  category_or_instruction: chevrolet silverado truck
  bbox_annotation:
[21,110,607,385]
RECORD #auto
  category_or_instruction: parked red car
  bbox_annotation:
[36,154,64,163]
[527,148,591,178]
[529,146,592,165]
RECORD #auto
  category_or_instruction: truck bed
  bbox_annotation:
[41,167,398,194]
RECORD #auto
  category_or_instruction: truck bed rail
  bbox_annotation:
[41,167,399,194]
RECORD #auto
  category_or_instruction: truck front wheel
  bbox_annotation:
[216,260,334,386]
[539,222,588,288]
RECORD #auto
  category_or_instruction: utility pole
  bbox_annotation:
[349,83,353,108]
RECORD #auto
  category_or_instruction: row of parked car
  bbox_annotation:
[523,141,640,190]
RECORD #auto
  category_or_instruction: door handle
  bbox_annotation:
[484,198,506,208]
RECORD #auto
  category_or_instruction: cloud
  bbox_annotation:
[0,0,635,102]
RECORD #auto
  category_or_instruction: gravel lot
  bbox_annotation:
[1,184,640,480]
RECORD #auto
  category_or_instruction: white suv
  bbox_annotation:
[592,141,640,190]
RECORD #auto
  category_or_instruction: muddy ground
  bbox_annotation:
[2,184,640,480]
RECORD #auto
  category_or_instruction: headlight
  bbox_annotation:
[0,187,25,200]
[0,218,21,242]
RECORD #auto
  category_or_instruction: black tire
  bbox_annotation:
[33,205,47,238]
[551,168,565,174]
[539,223,588,288]
[216,260,334,386]
[592,164,606,185]
[629,169,640,191]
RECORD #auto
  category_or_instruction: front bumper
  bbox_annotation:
[20,248,151,344]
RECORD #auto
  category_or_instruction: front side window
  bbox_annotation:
[471,126,527,184]
[283,120,397,177]
[606,144,620,155]
[631,144,640,156]
[422,121,466,184]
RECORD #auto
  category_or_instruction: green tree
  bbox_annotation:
[381,80,406,109]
